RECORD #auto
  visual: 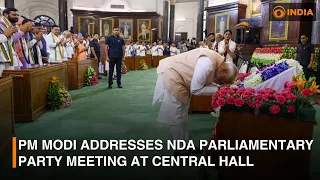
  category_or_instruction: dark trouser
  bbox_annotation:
[302,66,315,79]
[108,58,122,85]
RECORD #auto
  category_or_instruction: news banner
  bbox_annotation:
[13,138,313,167]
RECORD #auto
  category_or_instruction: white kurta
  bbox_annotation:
[65,38,75,59]
[170,47,178,56]
[135,45,141,56]
[45,33,67,62]
[139,45,146,56]
[218,39,236,63]
[153,56,220,125]
[151,46,158,56]
[157,45,164,56]
[125,45,132,57]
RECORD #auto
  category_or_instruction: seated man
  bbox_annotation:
[152,48,238,156]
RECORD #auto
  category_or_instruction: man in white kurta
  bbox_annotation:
[139,42,146,57]
[0,26,15,75]
[153,48,238,155]
[157,42,164,56]
[151,42,158,56]
[45,25,67,62]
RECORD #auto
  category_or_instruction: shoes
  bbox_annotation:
[118,85,123,88]
[108,85,112,89]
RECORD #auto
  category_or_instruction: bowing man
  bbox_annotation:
[152,48,238,156]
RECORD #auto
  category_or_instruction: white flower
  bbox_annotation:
[244,74,263,88]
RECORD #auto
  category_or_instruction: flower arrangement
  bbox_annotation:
[252,46,320,72]
[251,47,283,66]
[47,76,72,110]
[122,61,127,74]
[285,75,320,108]
[139,60,148,70]
[281,47,296,59]
[237,72,252,81]
[211,84,319,121]
[276,59,304,75]
[312,47,320,72]
[85,66,99,86]
[239,62,289,88]
[243,73,263,88]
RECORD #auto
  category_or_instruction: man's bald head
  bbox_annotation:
[215,62,239,84]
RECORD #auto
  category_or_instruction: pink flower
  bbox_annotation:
[242,91,253,99]
[287,94,297,101]
[226,96,235,105]
[228,88,235,94]
[236,88,246,95]
[216,98,226,106]
[211,100,219,109]
[301,89,313,96]
[275,95,286,104]
[255,101,263,108]
[315,98,320,105]
[246,88,255,93]
[234,98,245,107]
[212,92,219,100]
[247,101,255,108]
[262,95,270,101]
[219,89,228,97]
[284,81,297,89]
[269,105,280,114]
[255,94,263,101]
[220,87,228,91]
[287,105,296,113]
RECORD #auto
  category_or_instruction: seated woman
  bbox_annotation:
[218,30,237,64]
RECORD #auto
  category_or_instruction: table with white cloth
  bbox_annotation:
[253,67,297,92]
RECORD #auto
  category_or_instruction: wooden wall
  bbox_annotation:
[70,9,162,43]
[206,2,247,42]
[260,0,314,46]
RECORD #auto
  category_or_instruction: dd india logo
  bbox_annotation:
[270,3,315,21]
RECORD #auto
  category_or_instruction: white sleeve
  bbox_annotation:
[0,34,8,43]
[27,39,37,49]
[191,56,220,96]
[45,35,56,48]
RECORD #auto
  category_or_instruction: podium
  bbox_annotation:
[2,64,67,123]
[0,77,14,163]
[66,59,98,90]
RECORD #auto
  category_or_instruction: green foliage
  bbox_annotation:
[139,60,148,70]
[85,66,96,86]
[47,77,72,110]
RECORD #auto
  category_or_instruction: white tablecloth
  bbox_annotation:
[253,67,297,92]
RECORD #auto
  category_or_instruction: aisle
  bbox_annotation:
[0,68,217,179]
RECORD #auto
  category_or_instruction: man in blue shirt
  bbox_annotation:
[105,27,125,88]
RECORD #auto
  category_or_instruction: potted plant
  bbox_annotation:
[47,76,72,110]
[139,60,148,70]
[85,66,99,86]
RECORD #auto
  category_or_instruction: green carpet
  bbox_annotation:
[0,68,319,179]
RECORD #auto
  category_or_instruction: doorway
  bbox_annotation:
[175,32,188,41]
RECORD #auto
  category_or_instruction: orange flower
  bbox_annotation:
[50,76,59,83]
[296,79,305,92]
[309,81,319,94]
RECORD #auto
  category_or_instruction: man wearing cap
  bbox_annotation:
[152,48,239,156]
